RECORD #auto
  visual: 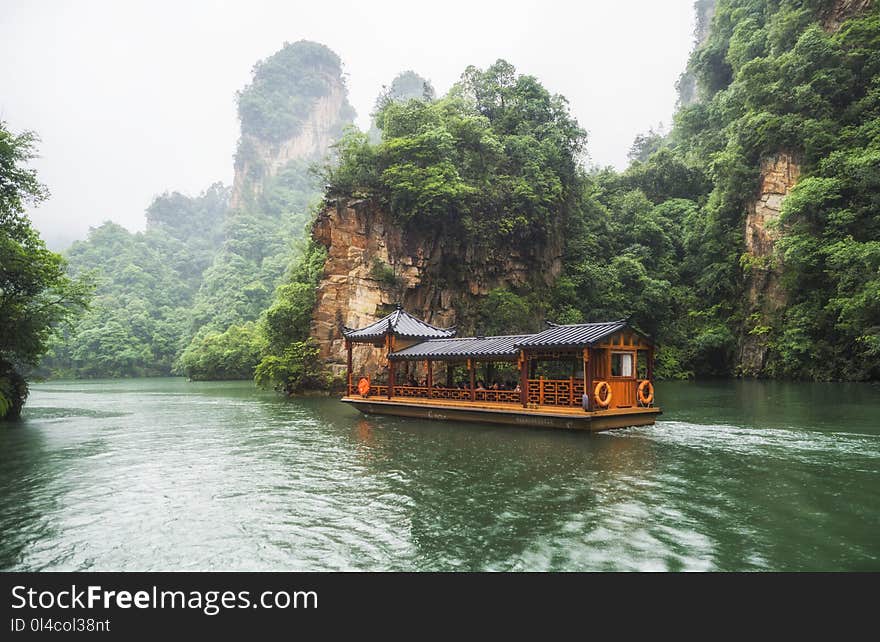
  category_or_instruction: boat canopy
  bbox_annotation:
[514,320,635,349]
[345,307,653,355]
[388,334,533,361]
[343,304,456,342]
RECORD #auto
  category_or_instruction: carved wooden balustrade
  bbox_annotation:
[526,378,586,407]
[351,379,601,408]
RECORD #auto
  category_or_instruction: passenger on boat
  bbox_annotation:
[514,383,521,393]
[476,381,486,391]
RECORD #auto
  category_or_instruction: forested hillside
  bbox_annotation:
[322,0,879,382]
[43,185,228,377]
[41,41,354,379]
[39,44,428,384]
[37,1,880,386]
[650,0,880,379]
[1,122,89,418]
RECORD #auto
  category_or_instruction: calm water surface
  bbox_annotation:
[1,378,878,571]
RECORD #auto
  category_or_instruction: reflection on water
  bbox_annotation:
[0,378,878,571]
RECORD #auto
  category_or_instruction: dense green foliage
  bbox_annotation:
[253,240,332,393]
[326,60,586,244]
[548,0,880,380]
[323,2,880,381]
[175,40,354,381]
[0,122,90,417]
[376,70,436,106]
[45,41,353,383]
[237,40,355,143]
[177,322,266,381]
[368,70,436,142]
[41,5,880,387]
[178,160,327,380]
[326,60,698,373]
[475,288,543,336]
[659,0,880,379]
[44,186,228,377]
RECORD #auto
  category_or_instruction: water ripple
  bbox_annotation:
[0,378,877,571]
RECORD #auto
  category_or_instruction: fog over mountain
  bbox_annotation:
[0,0,695,249]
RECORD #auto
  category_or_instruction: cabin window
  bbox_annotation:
[611,352,633,378]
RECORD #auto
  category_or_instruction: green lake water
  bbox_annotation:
[1,378,878,571]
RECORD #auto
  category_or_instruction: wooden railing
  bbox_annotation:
[348,382,389,397]
[350,378,649,410]
[526,378,585,407]
[393,385,428,398]
[475,389,521,403]
[396,386,520,403]
[350,383,518,403]
[430,387,474,401]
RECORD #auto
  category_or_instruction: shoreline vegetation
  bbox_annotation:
[4,2,880,419]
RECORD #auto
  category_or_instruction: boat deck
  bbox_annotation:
[341,395,660,431]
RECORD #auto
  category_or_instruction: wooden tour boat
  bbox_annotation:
[341,305,660,432]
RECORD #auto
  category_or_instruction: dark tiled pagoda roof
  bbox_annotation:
[388,334,532,361]
[514,320,631,349]
[343,305,456,341]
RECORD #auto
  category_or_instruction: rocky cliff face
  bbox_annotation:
[735,1,870,375]
[677,0,718,106]
[737,153,801,375]
[310,198,563,375]
[821,0,873,31]
[230,80,351,210]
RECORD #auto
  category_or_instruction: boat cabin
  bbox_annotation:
[343,305,656,414]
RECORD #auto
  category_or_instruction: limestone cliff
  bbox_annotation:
[310,198,563,375]
[677,0,718,106]
[229,41,355,211]
[821,0,873,31]
[231,83,351,210]
[737,153,801,375]
[735,1,870,375]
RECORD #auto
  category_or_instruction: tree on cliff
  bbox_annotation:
[368,70,436,142]
[252,239,330,394]
[321,3,879,382]
[0,122,91,418]
[327,59,586,244]
[376,70,436,107]
[659,0,880,379]
[175,41,356,381]
[236,40,356,144]
[41,185,229,378]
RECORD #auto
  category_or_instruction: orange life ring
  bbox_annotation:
[593,381,612,409]
[357,377,371,396]
[638,380,654,405]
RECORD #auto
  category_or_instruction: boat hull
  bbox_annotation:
[341,396,660,432]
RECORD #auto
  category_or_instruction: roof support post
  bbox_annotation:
[520,351,528,408]
[468,359,475,402]
[346,340,353,397]
[426,360,432,399]
[387,334,395,399]
[388,360,395,399]
[583,348,591,412]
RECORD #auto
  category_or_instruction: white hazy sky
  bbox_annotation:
[1,0,697,248]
